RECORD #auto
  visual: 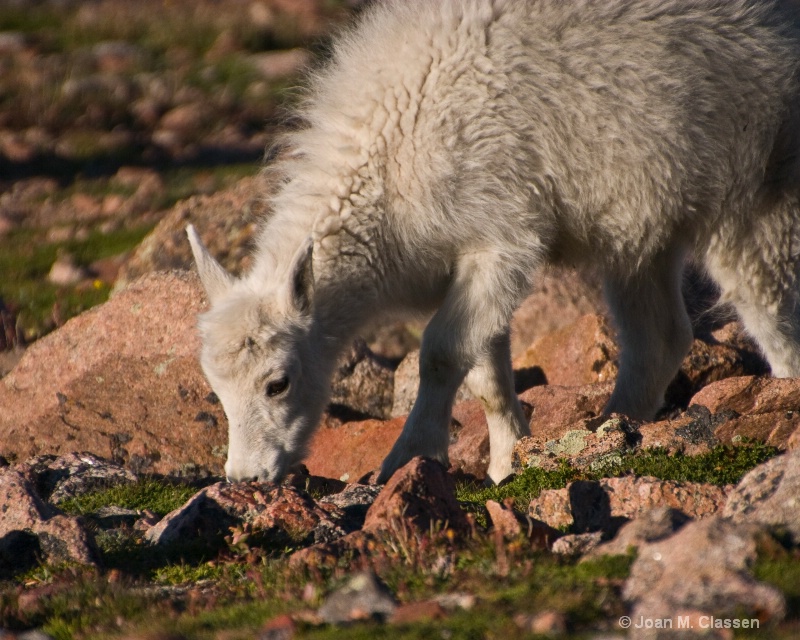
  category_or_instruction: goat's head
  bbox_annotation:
[187,225,331,482]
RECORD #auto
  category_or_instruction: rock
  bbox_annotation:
[690,376,800,416]
[391,349,473,418]
[550,532,604,556]
[288,530,373,570]
[509,267,605,358]
[304,417,405,482]
[318,483,383,533]
[529,476,729,534]
[145,482,346,549]
[485,499,562,548]
[623,517,786,639]
[389,600,447,625]
[329,339,394,420]
[249,49,312,80]
[318,572,397,624]
[638,405,722,455]
[586,507,691,558]
[14,452,138,505]
[114,175,269,289]
[447,400,491,478]
[520,383,614,443]
[47,252,89,286]
[363,457,470,536]
[0,468,98,574]
[665,326,769,407]
[158,103,208,136]
[723,449,800,541]
[513,415,639,473]
[514,610,568,635]
[513,313,619,386]
[90,505,142,529]
[713,412,800,449]
[0,271,227,476]
[92,41,143,73]
[258,613,296,640]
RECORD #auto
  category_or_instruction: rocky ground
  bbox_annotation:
[2,1,800,639]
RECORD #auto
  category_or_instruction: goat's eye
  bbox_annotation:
[266,377,289,397]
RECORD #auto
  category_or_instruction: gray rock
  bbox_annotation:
[318,572,397,624]
[723,449,800,542]
[329,339,394,420]
[319,483,383,532]
[550,532,603,556]
[623,517,785,639]
[585,507,691,558]
[15,452,138,505]
[391,349,472,418]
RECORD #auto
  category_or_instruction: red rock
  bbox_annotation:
[289,530,372,570]
[304,417,405,482]
[0,271,227,476]
[363,457,469,536]
[249,49,312,81]
[258,613,296,640]
[714,412,800,448]
[520,383,614,442]
[639,408,719,455]
[0,468,98,569]
[485,499,524,538]
[788,426,800,450]
[448,400,490,477]
[529,476,729,533]
[515,610,568,635]
[666,327,768,406]
[114,175,268,289]
[690,376,800,416]
[390,600,447,625]
[513,314,619,386]
[145,482,346,548]
[159,103,208,135]
[508,267,605,358]
[550,532,603,556]
[485,498,562,548]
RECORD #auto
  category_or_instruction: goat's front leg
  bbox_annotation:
[378,252,529,483]
[465,331,529,484]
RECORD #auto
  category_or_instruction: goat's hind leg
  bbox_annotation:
[604,246,694,420]
[705,199,800,377]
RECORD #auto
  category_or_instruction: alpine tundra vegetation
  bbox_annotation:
[188,0,800,485]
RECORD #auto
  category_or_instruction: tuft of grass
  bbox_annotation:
[457,443,781,515]
[59,477,197,518]
[606,442,780,486]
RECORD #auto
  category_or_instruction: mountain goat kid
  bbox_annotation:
[188,0,800,485]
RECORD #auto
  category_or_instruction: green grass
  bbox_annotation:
[58,477,198,518]
[457,443,781,509]
[0,224,153,341]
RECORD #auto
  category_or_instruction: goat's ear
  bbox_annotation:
[187,224,233,304]
[290,238,314,314]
